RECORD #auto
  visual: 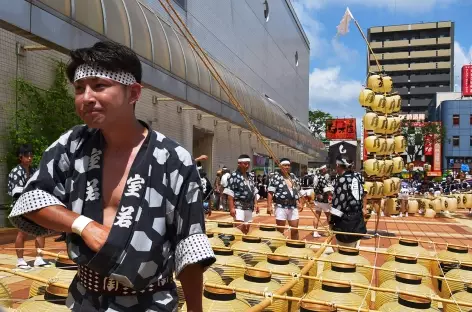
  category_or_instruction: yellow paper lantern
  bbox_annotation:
[364,159,381,177]
[378,138,388,155]
[391,94,402,113]
[374,182,385,199]
[367,74,393,93]
[386,137,395,155]
[365,136,381,154]
[372,94,388,113]
[394,136,406,154]
[392,157,404,174]
[363,112,379,131]
[376,116,388,134]
[359,88,375,107]
[364,181,376,199]
[408,200,418,214]
[383,179,395,196]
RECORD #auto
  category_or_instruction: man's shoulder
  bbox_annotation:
[151,130,194,166]
[8,165,22,176]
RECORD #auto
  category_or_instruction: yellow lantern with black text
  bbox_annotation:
[376,115,388,135]
[363,112,379,131]
[368,74,393,93]
[364,181,376,199]
[386,117,398,135]
[364,135,381,154]
[391,94,402,113]
[372,94,387,113]
[374,182,384,199]
[392,157,404,174]
[359,88,375,108]
[377,160,386,177]
[383,178,395,196]
[394,116,402,132]
[386,137,395,155]
[384,159,394,177]
[364,159,381,177]
[385,95,396,114]
[377,138,388,155]
[392,177,401,194]
[394,136,406,154]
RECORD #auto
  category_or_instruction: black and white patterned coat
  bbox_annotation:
[7,165,37,201]
[314,173,331,203]
[267,172,299,209]
[223,169,257,211]
[331,171,364,216]
[8,122,215,311]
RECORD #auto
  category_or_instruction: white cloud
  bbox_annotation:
[296,0,457,13]
[308,66,365,137]
[453,41,472,91]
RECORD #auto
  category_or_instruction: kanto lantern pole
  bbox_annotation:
[352,19,382,74]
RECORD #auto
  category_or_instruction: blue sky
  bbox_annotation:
[292,0,472,134]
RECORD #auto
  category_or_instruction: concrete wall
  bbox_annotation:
[0,28,307,206]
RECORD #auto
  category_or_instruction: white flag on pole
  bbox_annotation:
[336,7,354,36]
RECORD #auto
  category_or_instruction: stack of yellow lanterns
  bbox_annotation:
[360,73,406,213]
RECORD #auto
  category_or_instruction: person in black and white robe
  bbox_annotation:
[329,156,367,249]
[197,163,213,216]
[8,41,215,312]
[224,155,258,234]
[312,165,332,238]
[7,144,48,269]
[267,158,301,239]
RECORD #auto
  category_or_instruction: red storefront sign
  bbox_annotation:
[462,65,472,97]
[326,118,357,140]
[424,134,433,156]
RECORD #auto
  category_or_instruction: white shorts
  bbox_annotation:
[398,193,409,200]
[315,202,330,212]
[275,207,299,221]
[235,209,253,223]
[300,189,314,197]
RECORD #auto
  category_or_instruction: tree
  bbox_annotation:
[1,61,81,208]
[308,109,333,139]
[401,120,445,163]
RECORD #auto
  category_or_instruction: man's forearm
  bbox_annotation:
[228,196,234,211]
[24,205,81,233]
[180,264,204,312]
[267,193,273,207]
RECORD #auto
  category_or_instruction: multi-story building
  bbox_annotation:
[0,0,325,207]
[367,21,454,115]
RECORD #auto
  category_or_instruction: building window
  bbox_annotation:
[295,51,299,67]
[453,136,460,147]
[263,0,269,22]
[453,114,460,126]
[470,136,472,147]
[470,114,472,125]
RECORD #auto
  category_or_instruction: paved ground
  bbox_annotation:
[0,200,470,309]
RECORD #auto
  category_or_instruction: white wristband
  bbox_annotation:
[71,215,94,236]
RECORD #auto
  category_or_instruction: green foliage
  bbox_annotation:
[400,120,446,162]
[2,61,81,174]
[308,109,333,139]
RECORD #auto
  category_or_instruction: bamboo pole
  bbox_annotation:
[246,235,333,312]
[0,267,69,289]
[37,249,70,260]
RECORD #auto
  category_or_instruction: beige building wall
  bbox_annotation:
[0,29,308,206]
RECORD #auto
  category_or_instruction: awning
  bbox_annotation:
[0,0,324,158]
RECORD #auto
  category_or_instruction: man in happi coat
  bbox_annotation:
[7,144,48,269]
[312,165,332,238]
[8,41,215,312]
[224,155,259,234]
[329,156,367,249]
[267,158,302,239]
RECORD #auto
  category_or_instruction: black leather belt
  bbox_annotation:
[78,265,173,296]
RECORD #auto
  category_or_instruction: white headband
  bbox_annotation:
[319,165,327,170]
[197,166,202,170]
[74,63,137,85]
[238,158,251,162]
[280,160,291,165]
[336,159,352,167]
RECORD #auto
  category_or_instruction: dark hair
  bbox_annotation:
[238,154,250,159]
[66,41,142,84]
[336,155,352,170]
[17,144,33,157]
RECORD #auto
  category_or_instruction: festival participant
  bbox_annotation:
[197,162,213,217]
[7,144,48,269]
[8,41,215,312]
[224,155,258,234]
[267,158,301,239]
[396,180,410,218]
[312,165,332,238]
[329,156,367,249]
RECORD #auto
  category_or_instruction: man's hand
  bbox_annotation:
[255,205,260,214]
[195,155,208,162]
[81,221,110,253]
[230,208,236,218]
